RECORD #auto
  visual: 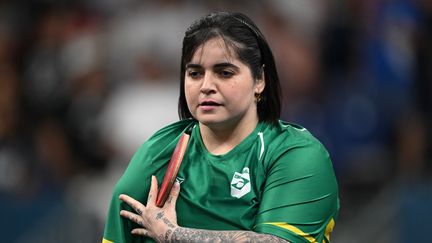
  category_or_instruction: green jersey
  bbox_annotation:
[103,119,339,243]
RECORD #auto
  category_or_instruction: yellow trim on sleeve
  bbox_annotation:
[263,222,318,243]
[102,238,114,243]
[324,218,335,242]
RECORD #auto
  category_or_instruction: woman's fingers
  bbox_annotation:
[131,228,151,237]
[119,194,145,216]
[147,175,158,205]
[165,181,180,207]
[120,210,145,227]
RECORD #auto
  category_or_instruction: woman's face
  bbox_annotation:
[184,37,264,129]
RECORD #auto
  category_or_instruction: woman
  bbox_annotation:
[102,12,339,243]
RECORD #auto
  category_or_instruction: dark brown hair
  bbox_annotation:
[178,12,281,125]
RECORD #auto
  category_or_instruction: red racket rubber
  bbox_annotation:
[156,130,191,207]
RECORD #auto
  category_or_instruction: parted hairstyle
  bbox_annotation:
[178,12,281,125]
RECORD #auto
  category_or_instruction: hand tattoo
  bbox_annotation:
[162,217,175,228]
[156,211,164,220]
[131,215,144,227]
[155,211,175,228]
[158,234,164,242]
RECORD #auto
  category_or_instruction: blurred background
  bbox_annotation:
[0,0,431,242]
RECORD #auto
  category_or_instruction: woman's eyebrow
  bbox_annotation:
[185,63,202,69]
[185,62,240,70]
[213,62,239,70]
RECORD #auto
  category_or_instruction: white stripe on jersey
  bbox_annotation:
[258,132,265,160]
[281,123,307,131]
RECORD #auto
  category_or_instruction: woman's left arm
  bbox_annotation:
[170,228,288,243]
[119,176,289,243]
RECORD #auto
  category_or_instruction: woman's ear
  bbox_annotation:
[255,74,265,94]
[255,80,265,95]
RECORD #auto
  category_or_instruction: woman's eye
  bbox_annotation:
[188,71,201,79]
[219,70,233,78]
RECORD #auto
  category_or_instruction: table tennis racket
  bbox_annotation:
[156,128,191,207]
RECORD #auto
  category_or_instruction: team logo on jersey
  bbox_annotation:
[230,167,251,198]
[175,177,185,184]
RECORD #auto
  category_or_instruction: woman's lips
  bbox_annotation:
[199,100,221,111]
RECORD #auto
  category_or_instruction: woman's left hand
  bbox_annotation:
[119,175,180,242]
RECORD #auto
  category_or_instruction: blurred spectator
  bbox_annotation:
[0,64,30,196]
[397,1,432,242]
[21,5,71,119]
[407,0,432,178]
[102,0,206,84]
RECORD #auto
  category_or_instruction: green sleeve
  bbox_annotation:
[102,141,157,243]
[254,138,339,243]
[102,120,194,243]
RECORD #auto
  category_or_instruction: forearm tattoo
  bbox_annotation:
[165,229,172,242]
[170,228,290,243]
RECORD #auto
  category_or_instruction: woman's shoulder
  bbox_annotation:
[262,120,330,162]
[152,119,195,136]
[262,120,333,173]
[131,119,197,160]
[265,120,323,148]
[147,119,196,143]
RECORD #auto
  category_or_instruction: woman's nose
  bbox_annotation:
[200,73,216,94]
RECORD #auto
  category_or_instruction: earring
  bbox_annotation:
[254,93,262,103]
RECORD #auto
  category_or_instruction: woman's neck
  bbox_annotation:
[199,117,259,155]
